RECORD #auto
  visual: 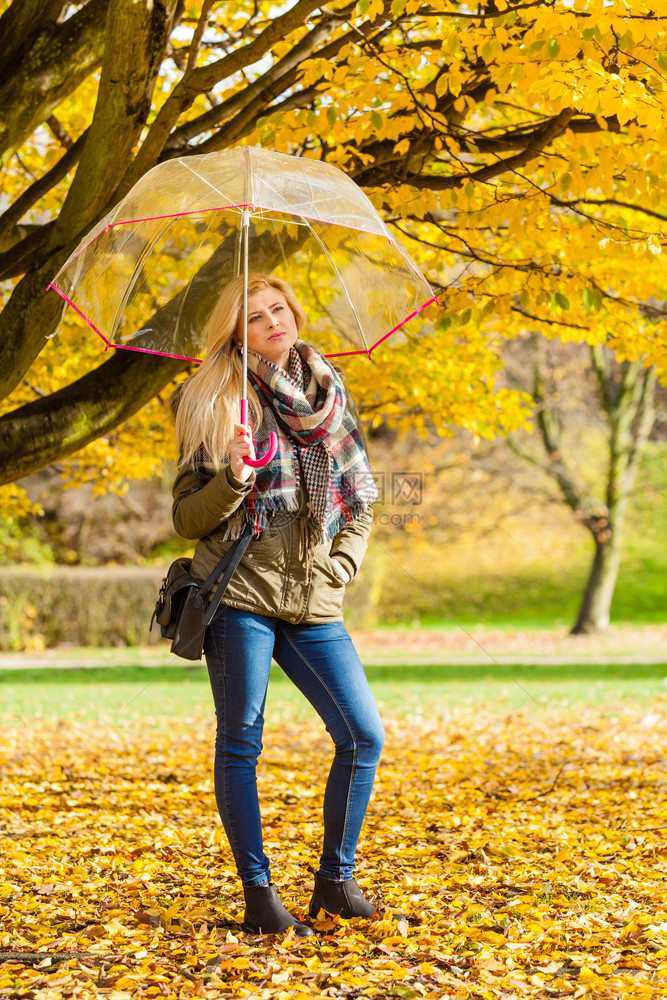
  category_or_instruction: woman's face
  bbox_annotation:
[240,287,298,369]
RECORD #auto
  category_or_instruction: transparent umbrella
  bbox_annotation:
[49,146,437,464]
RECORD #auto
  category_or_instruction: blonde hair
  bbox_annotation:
[173,273,307,471]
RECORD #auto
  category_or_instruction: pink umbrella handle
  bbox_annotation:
[244,432,278,468]
[240,398,278,468]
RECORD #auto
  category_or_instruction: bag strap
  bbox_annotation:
[196,526,253,627]
[194,526,251,598]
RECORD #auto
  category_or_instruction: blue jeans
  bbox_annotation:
[203,606,385,887]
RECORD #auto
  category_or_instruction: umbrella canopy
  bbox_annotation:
[48,146,436,363]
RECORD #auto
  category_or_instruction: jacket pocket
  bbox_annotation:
[306,547,346,620]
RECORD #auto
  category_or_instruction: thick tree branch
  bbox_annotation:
[49,0,180,249]
[608,361,656,503]
[349,107,576,189]
[0,351,186,485]
[120,0,326,193]
[185,0,216,75]
[590,344,611,414]
[0,223,55,281]
[191,84,325,158]
[531,336,608,530]
[0,253,72,402]
[0,0,107,159]
[0,0,65,89]
[0,0,181,401]
[467,114,623,155]
[398,109,576,190]
[163,6,358,155]
[626,367,657,478]
[46,114,74,149]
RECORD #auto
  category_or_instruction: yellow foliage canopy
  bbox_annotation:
[0,0,665,503]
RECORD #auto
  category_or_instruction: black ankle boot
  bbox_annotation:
[243,883,313,937]
[309,870,376,919]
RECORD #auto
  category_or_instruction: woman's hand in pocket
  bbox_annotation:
[331,558,351,584]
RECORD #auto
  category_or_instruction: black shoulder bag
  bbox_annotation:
[151,526,252,661]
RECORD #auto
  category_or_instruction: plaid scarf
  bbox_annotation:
[194,339,377,541]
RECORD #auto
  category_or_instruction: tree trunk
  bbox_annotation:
[525,340,657,635]
[570,354,656,634]
[570,529,622,634]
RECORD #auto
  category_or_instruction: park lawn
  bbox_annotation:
[2,634,667,998]
[1,660,667,724]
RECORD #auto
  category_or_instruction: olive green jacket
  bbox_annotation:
[172,460,373,625]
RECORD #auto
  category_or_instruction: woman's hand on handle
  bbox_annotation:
[229,424,256,483]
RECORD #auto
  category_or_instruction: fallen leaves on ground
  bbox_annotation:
[1,705,666,999]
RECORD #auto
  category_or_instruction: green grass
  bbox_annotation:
[372,529,667,633]
[403,569,584,631]
[2,662,666,726]
[421,564,667,629]
[360,559,667,631]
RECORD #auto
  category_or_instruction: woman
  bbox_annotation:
[171,273,384,937]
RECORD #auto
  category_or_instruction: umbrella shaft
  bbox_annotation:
[241,209,250,414]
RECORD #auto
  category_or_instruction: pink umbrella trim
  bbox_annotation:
[104,341,201,363]
[47,284,200,362]
[46,284,111,348]
[327,296,440,358]
[48,285,439,364]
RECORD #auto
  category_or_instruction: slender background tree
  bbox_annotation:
[506,336,658,633]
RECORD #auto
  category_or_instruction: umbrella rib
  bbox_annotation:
[110,217,176,345]
[300,216,370,354]
[179,156,236,203]
[170,209,221,348]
